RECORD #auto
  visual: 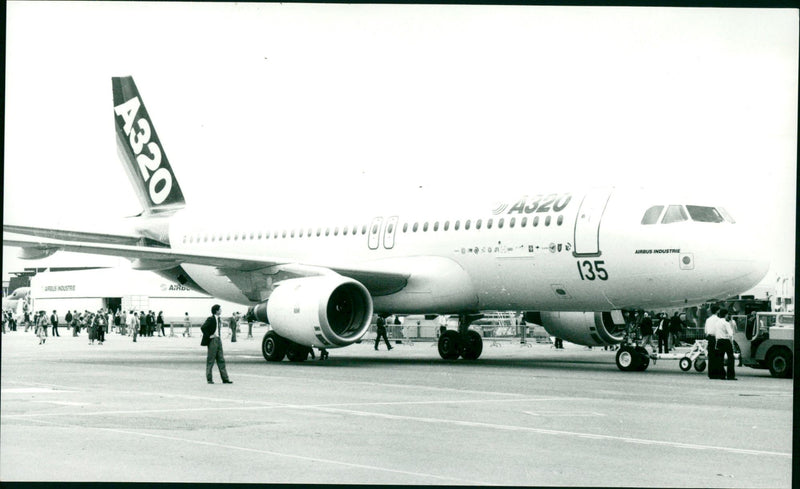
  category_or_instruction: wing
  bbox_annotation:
[3,230,409,299]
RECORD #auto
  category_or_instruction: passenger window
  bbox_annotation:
[444,221,450,231]
[533,216,539,227]
[413,223,418,232]
[433,222,439,231]
[455,220,460,231]
[510,217,515,228]
[557,215,563,226]
[686,205,724,223]
[661,205,688,224]
[521,217,527,227]
[465,220,471,230]
[476,219,482,230]
[403,223,408,232]
[641,205,664,225]
[423,222,429,232]
[498,218,504,229]
[487,219,493,229]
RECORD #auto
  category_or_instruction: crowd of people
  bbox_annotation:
[626,310,686,354]
[1,307,259,347]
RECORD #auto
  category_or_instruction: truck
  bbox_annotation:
[732,312,794,378]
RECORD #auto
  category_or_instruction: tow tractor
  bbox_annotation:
[732,312,794,378]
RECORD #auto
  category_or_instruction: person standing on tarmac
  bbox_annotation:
[157,311,166,337]
[201,304,232,384]
[50,310,60,337]
[704,305,725,379]
[716,311,737,380]
[374,315,393,351]
[669,311,684,349]
[639,312,655,352]
[183,312,192,337]
[230,312,239,343]
[656,313,670,353]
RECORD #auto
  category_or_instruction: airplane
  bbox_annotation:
[2,287,31,314]
[3,76,770,369]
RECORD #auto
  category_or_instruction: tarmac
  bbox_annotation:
[0,327,793,486]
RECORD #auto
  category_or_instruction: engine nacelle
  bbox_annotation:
[529,311,626,346]
[251,276,373,348]
[18,247,57,260]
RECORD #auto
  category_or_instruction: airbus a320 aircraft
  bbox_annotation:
[4,77,769,370]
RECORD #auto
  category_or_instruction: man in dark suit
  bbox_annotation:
[201,304,232,384]
[50,310,60,337]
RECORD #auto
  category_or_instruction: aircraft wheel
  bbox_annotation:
[438,330,461,360]
[694,357,707,372]
[262,331,287,362]
[636,346,650,372]
[634,347,650,371]
[287,345,310,362]
[460,330,483,360]
[679,357,692,372]
[767,348,792,378]
[616,346,638,371]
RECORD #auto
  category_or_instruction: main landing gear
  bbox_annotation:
[262,331,313,362]
[437,314,484,361]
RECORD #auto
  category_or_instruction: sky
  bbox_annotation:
[3,3,797,288]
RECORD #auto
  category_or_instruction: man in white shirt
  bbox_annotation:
[714,309,737,380]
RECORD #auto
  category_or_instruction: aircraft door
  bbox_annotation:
[368,217,383,250]
[383,216,399,249]
[573,188,612,256]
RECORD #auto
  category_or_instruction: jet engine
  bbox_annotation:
[527,311,626,346]
[251,275,373,348]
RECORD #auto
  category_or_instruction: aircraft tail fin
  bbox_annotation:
[112,77,186,215]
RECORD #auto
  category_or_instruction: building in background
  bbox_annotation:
[29,267,245,325]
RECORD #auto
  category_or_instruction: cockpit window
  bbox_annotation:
[686,205,724,223]
[641,205,664,225]
[661,205,688,224]
[718,207,736,224]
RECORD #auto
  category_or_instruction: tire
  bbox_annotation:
[438,330,461,360]
[694,357,706,372]
[460,330,483,360]
[634,347,650,371]
[679,357,692,372]
[767,348,793,378]
[262,331,287,362]
[616,346,638,371]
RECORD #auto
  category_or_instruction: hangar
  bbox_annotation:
[29,266,245,325]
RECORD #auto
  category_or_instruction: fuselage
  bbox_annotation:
[163,187,768,314]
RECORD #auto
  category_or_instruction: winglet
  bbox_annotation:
[112,77,186,214]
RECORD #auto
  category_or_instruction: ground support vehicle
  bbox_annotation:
[732,312,794,378]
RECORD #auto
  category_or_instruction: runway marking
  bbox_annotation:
[1,387,74,394]
[20,417,491,485]
[31,401,89,406]
[1,396,578,419]
[297,406,792,459]
[523,411,605,417]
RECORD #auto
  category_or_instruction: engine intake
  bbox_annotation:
[527,311,626,346]
[251,276,373,348]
